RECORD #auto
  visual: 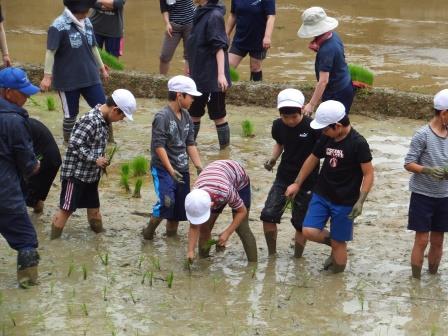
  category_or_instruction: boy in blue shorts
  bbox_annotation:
[286,100,374,273]
[142,75,203,240]
[404,89,448,279]
[261,89,320,257]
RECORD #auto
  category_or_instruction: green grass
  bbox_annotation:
[241,119,255,137]
[230,67,240,82]
[46,96,56,111]
[99,49,124,70]
[131,156,148,177]
[132,178,143,198]
[349,64,374,86]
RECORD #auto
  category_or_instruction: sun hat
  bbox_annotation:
[297,7,338,39]
[0,67,40,96]
[185,189,211,225]
[63,0,96,13]
[111,89,137,121]
[168,75,202,96]
[434,89,448,111]
[277,88,305,109]
[310,100,346,129]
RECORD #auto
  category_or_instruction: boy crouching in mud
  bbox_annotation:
[404,89,448,279]
[285,100,374,273]
[51,89,137,239]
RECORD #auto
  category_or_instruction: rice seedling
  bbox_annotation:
[148,271,153,287]
[137,255,145,269]
[132,178,143,198]
[67,261,75,278]
[71,287,76,298]
[28,97,42,107]
[46,96,56,111]
[166,271,174,288]
[348,64,374,88]
[103,286,108,301]
[150,256,161,271]
[120,165,131,193]
[141,270,149,285]
[204,238,218,249]
[49,281,55,295]
[251,265,257,279]
[121,162,130,176]
[129,289,136,304]
[0,291,3,305]
[8,313,16,327]
[36,154,44,161]
[81,303,89,316]
[241,119,255,137]
[355,279,366,311]
[184,258,193,273]
[282,198,294,214]
[99,49,125,70]
[81,264,88,280]
[99,251,109,266]
[229,67,240,82]
[431,324,438,336]
[131,156,148,177]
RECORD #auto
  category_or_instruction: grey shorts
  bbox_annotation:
[160,21,192,62]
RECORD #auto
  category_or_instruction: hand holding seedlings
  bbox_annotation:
[96,156,109,169]
[263,158,276,171]
[170,169,184,184]
[218,230,230,247]
[422,166,445,180]
[285,183,300,199]
[196,166,203,176]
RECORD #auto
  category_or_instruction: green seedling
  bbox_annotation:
[166,271,174,288]
[184,258,193,273]
[230,67,240,82]
[282,198,294,214]
[132,178,143,198]
[355,279,366,311]
[28,97,42,107]
[141,270,149,285]
[99,252,109,266]
[81,264,88,280]
[120,173,131,193]
[148,271,153,287]
[150,256,161,271]
[137,255,145,269]
[0,291,3,305]
[49,281,55,295]
[251,265,257,279]
[67,261,75,278]
[129,289,136,304]
[103,145,118,176]
[349,63,374,87]
[46,96,56,111]
[131,156,148,177]
[8,313,16,327]
[81,303,88,316]
[71,287,76,298]
[103,286,108,301]
[204,238,218,249]
[241,119,255,137]
[121,162,130,176]
[99,49,125,70]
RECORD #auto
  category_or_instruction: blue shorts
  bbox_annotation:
[408,192,448,232]
[303,193,354,242]
[151,166,190,221]
[58,83,106,119]
[213,184,251,213]
[0,212,38,251]
[323,82,355,114]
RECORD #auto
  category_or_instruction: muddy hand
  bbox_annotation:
[171,169,184,184]
[263,158,276,171]
[348,201,363,221]
[218,230,230,247]
[422,166,445,180]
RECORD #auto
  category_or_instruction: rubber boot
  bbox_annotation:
[294,242,305,258]
[89,218,104,233]
[142,216,162,240]
[216,122,230,150]
[63,117,76,143]
[264,231,276,255]
[17,249,39,288]
[250,71,262,82]
[235,217,258,262]
[50,224,64,240]
[411,264,422,279]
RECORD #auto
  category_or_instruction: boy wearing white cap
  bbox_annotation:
[261,89,320,257]
[285,100,374,273]
[51,89,137,239]
[142,76,203,240]
[404,89,448,279]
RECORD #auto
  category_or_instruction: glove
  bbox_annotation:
[196,166,203,176]
[422,167,445,180]
[171,169,185,184]
[263,158,276,171]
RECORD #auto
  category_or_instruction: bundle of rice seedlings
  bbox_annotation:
[103,145,118,176]
[131,156,148,177]
[241,119,255,137]
[99,49,124,70]
[349,64,374,88]
[120,163,131,193]
[230,67,240,82]
[166,271,174,288]
[46,96,56,111]
[132,178,143,198]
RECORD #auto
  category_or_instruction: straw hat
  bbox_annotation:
[297,7,338,39]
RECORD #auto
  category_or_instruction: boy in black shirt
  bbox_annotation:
[285,100,374,273]
[261,89,320,257]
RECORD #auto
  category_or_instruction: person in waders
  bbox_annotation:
[285,100,374,273]
[142,75,203,240]
[404,89,448,279]
[51,89,136,239]
[185,160,258,263]
[0,67,41,288]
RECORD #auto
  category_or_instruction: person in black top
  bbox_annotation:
[261,89,319,257]
[23,118,62,213]
[285,100,374,273]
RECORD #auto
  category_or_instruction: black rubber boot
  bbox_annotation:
[264,231,276,255]
[63,117,76,143]
[17,249,40,288]
[216,122,230,150]
[250,71,262,81]
[193,121,201,140]
[235,217,258,262]
[142,216,162,240]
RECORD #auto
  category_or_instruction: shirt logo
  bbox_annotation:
[299,133,308,138]
[251,0,261,5]
[326,147,344,168]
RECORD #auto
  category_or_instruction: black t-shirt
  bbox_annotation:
[272,116,320,189]
[313,127,372,205]
[29,118,62,168]
[0,5,4,22]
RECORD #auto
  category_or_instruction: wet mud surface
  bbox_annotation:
[1,96,448,335]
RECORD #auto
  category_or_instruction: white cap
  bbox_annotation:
[310,100,346,129]
[434,89,448,111]
[297,7,338,39]
[185,189,211,225]
[111,89,137,121]
[168,75,202,96]
[277,88,305,109]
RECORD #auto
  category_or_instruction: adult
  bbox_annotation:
[159,0,196,75]
[297,7,354,116]
[226,0,275,81]
[0,67,41,288]
[0,4,11,67]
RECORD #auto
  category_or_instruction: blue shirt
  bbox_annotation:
[315,32,351,95]
[47,11,101,91]
[231,0,275,52]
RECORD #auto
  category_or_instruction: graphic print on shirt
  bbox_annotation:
[168,120,189,168]
[326,147,344,168]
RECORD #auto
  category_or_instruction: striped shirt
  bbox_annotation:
[193,160,249,210]
[159,0,196,26]
[405,124,448,198]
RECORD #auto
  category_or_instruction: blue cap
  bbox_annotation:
[0,67,40,96]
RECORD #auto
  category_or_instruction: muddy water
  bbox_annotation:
[1,96,448,335]
[4,0,448,94]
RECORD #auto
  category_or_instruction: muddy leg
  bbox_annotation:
[33,200,45,214]
[198,213,219,257]
[294,229,307,258]
[329,240,347,274]
[51,209,71,239]
[263,222,277,255]
[142,216,163,240]
[428,231,444,274]
[17,249,40,288]
[87,208,103,233]
[411,232,429,279]
[236,215,257,262]
[166,220,179,237]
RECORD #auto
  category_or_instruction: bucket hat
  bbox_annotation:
[310,100,345,129]
[297,7,338,39]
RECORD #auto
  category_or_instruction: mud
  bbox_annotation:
[1,95,447,335]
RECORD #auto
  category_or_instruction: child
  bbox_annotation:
[187,0,231,149]
[285,100,374,273]
[261,89,320,257]
[0,67,40,287]
[185,160,257,262]
[51,89,136,239]
[142,75,203,240]
[404,89,448,279]
[40,0,109,142]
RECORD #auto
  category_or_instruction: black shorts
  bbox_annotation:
[60,178,100,212]
[408,192,448,232]
[188,92,226,120]
[260,178,312,231]
[229,43,267,60]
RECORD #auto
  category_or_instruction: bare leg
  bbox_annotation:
[142,216,163,240]
[263,221,277,255]
[198,213,219,257]
[330,240,347,273]
[159,60,170,75]
[428,231,444,274]
[51,209,72,239]
[235,213,257,262]
[87,208,103,233]
[228,53,243,69]
[294,230,307,258]
[411,232,429,279]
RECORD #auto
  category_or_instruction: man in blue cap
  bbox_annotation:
[0,67,41,288]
